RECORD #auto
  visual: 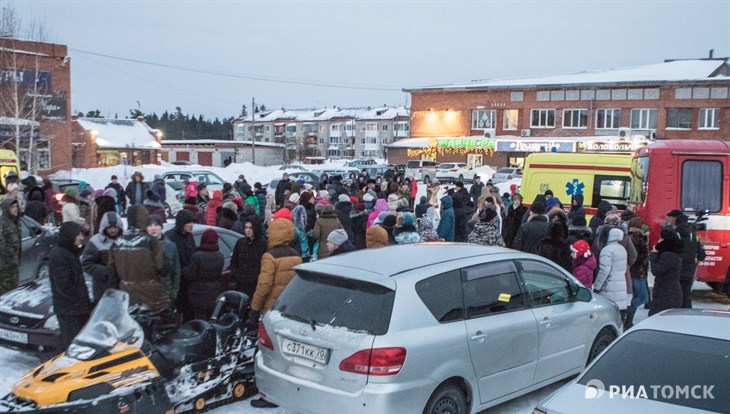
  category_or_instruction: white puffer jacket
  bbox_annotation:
[594,228,629,309]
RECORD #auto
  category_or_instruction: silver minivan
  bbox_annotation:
[405,160,439,184]
[255,244,623,414]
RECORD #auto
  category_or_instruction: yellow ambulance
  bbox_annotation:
[0,149,21,188]
[520,152,633,215]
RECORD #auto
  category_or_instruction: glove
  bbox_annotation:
[246,310,261,328]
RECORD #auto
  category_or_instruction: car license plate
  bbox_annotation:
[0,328,28,344]
[281,338,329,364]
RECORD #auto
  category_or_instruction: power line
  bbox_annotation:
[70,48,404,91]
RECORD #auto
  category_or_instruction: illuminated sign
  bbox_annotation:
[495,140,575,153]
[407,138,495,158]
[439,138,495,149]
[577,141,648,152]
[410,110,462,137]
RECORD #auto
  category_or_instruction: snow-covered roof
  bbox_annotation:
[0,117,40,127]
[0,47,49,57]
[243,106,410,123]
[162,139,285,148]
[407,59,730,91]
[76,118,160,149]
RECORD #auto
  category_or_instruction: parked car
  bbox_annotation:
[49,179,95,224]
[170,160,194,166]
[436,162,473,183]
[161,170,226,193]
[405,160,439,184]
[492,167,523,183]
[17,217,57,285]
[145,181,183,218]
[359,164,390,180]
[255,244,622,414]
[348,159,377,167]
[267,172,320,192]
[279,164,308,171]
[311,168,361,180]
[534,308,730,414]
[0,224,241,359]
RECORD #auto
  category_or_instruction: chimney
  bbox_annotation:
[136,115,145,123]
[709,49,714,59]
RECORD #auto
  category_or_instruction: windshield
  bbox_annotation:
[440,164,455,169]
[497,168,513,174]
[630,155,649,203]
[579,329,729,412]
[68,289,144,360]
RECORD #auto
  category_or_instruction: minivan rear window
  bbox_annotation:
[406,161,420,168]
[274,272,395,335]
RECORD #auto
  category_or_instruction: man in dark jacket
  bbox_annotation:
[334,194,354,241]
[275,173,291,208]
[0,197,20,294]
[328,175,345,202]
[568,194,585,225]
[415,196,432,219]
[503,193,528,248]
[125,171,148,206]
[451,191,468,242]
[24,186,47,224]
[513,202,549,254]
[254,182,267,219]
[590,200,612,235]
[166,209,197,321]
[147,215,181,302]
[667,209,706,308]
[436,195,455,242]
[152,175,167,204]
[49,221,90,349]
[469,176,485,206]
[231,215,268,298]
[108,205,168,312]
[383,165,396,182]
[107,175,126,213]
[82,211,123,302]
[183,228,224,320]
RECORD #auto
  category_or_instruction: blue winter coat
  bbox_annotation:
[437,196,455,242]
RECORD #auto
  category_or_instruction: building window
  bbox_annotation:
[630,109,658,129]
[530,109,555,128]
[503,109,519,130]
[596,109,621,129]
[382,124,388,131]
[318,137,325,144]
[699,108,719,130]
[265,126,270,132]
[366,123,378,131]
[562,109,588,129]
[666,108,693,129]
[366,137,377,144]
[472,110,496,129]
[395,122,409,131]
[331,124,341,132]
[286,125,296,132]
[360,137,365,145]
[510,91,523,102]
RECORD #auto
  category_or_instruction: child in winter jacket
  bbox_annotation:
[570,239,596,289]
[418,216,440,242]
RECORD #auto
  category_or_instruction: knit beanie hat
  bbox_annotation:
[338,194,350,203]
[65,186,78,197]
[570,240,591,258]
[327,229,349,246]
[479,208,498,223]
[530,201,546,215]
[363,192,375,202]
[289,193,300,204]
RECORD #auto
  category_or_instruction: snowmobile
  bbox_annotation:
[0,289,257,414]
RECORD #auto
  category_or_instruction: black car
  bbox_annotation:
[0,224,242,359]
[18,216,57,285]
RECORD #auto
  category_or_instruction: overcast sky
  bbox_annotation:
[11,0,730,120]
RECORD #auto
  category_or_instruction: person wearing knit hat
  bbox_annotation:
[468,208,504,246]
[338,193,350,204]
[185,228,224,320]
[545,197,562,212]
[327,229,355,256]
[570,239,596,289]
[289,193,301,204]
[218,201,239,230]
[143,189,166,223]
[65,186,78,198]
[513,201,549,254]
[394,213,421,244]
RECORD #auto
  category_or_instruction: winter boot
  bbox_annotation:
[624,306,636,330]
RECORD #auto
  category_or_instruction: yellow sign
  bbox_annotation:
[498,293,511,302]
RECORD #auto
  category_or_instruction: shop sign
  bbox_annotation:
[0,68,51,89]
[496,140,575,153]
[439,138,495,150]
[577,141,648,152]
[407,137,496,158]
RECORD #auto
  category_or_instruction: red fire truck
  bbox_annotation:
[631,140,730,292]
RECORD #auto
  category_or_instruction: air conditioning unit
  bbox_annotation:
[520,129,531,137]
[648,129,657,140]
[483,129,496,138]
[617,127,632,140]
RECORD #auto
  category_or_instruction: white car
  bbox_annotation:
[279,164,307,171]
[492,167,523,183]
[164,182,183,218]
[436,163,473,183]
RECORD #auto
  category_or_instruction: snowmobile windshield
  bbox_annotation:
[67,289,144,361]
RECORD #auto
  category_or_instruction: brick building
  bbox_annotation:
[0,38,72,174]
[72,117,161,168]
[393,58,730,168]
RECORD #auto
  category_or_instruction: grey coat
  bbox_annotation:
[594,228,629,309]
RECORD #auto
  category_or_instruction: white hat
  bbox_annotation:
[363,193,375,202]
[338,194,350,203]
[289,193,300,204]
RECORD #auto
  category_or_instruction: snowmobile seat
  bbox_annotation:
[156,320,217,366]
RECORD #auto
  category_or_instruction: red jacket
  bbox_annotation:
[572,254,597,289]
[205,191,223,226]
[410,180,417,199]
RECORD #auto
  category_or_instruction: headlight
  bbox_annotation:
[44,315,59,330]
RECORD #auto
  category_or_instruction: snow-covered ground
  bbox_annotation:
[1,291,726,414]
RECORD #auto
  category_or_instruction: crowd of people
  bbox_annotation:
[0,166,707,405]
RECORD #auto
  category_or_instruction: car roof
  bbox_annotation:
[296,243,513,286]
[630,309,730,340]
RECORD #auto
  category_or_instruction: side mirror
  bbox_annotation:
[575,286,592,302]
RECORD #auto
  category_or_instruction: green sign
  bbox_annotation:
[438,139,495,149]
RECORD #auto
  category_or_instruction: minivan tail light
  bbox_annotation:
[418,168,423,173]
[258,321,274,350]
[507,175,512,179]
[339,347,406,376]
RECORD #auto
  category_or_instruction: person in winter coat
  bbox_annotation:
[249,219,302,317]
[502,193,527,248]
[125,171,148,206]
[313,204,343,260]
[166,209,197,321]
[49,221,90,349]
[648,227,683,317]
[24,186,47,224]
[254,183,267,219]
[206,190,224,226]
[143,189,167,223]
[567,194,585,225]
[350,203,368,250]
[275,173,292,208]
[538,220,573,272]
[60,188,85,227]
[327,229,356,256]
[233,175,248,199]
[107,175,126,214]
[593,213,637,302]
[594,228,629,318]
[0,197,20,294]
[290,205,312,262]
[567,215,593,246]
[241,185,260,216]
[570,240,596,289]
[589,200,612,235]
[151,175,166,203]
[147,215,180,302]
[108,205,168,312]
[513,202,549,254]
[386,193,399,214]
[366,224,389,248]
[182,196,205,224]
[217,201,239,230]
[367,198,388,229]
[418,216,440,242]
[469,176,485,206]
[184,229,224,320]
[521,194,547,226]
[394,213,422,244]
[298,191,317,231]
[468,208,505,246]
[437,195,455,242]
[625,217,650,328]
[82,212,123,302]
[415,196,432,219]
[666,209,706,308]
[334,194,354,241]
[451,192,468,242]
[42,178,56,219]
[91,188,117,234]
[196,183,210,214]
[231,215,268,298]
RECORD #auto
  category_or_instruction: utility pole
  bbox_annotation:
[251,97,256,165]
